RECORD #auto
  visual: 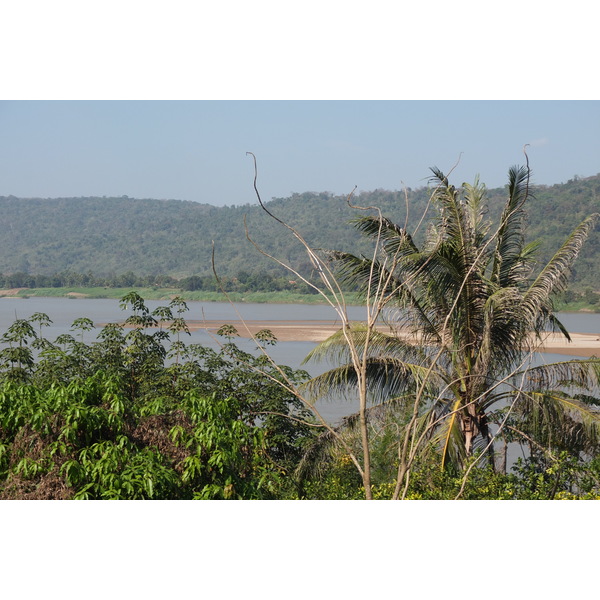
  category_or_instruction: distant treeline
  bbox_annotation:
[179,271,320,294]
[0,270,177,290]
[0,270,321,294]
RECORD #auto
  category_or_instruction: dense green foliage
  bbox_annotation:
[0,294,317,499]
[0,174,598,292]
[305,448,600,499]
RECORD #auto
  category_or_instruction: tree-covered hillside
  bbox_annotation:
[0,173,598,290]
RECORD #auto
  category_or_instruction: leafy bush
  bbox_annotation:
[0,294,317,499]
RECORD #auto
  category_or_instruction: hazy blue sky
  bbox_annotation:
[1,100,597,206]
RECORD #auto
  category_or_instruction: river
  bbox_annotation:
[1,296,599,424]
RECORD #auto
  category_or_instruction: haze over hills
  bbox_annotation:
[0,173,598,290]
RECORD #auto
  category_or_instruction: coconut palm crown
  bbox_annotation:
[305,165,600,469]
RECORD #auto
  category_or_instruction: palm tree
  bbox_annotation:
[304,165,600,480]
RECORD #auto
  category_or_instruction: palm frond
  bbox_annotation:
[514,389,600,452]
[351,215,420,257]
[490,165,531,287]
[301,357,443,406]
[514,358,600,394]
[327,251,403,301]
[327,249,443,342]
[462,176,490,246]
[430,167,469,254]
[474,286,526,374]
[546,312,572,342]
[433,398,467,470]
[522,213,599,321]
[303,326,426,366]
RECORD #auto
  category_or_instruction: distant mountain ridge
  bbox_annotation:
[1,173,598,290]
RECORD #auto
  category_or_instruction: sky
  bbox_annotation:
[1,100,598,205]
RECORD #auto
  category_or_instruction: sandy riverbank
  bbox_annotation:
[187,320,344,342]
[185,320,600,358]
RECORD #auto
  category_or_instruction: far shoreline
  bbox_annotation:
[0,287,363,306]
[0,287,598,313]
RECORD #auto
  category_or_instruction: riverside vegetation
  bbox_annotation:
[0,164,599,499]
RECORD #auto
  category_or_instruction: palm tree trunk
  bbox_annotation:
[460,397,481,457]
[499,441,507,475]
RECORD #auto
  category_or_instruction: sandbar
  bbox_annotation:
[185,320,600,358]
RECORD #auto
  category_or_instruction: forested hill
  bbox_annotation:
[0,173,598,289]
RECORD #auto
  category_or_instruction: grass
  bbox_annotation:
[2,287,182,301]
[179,290,364,304]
